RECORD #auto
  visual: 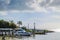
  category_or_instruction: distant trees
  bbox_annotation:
[0,20,23,29]
[21,26,26,30]
[21,26,32,32]
[0,20,17,29]
[17,21,22,27]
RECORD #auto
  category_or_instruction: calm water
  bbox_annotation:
[1,32,60,40]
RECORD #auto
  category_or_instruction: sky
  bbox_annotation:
[0,0,60,29]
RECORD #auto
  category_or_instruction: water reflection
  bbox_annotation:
[1,35,36,40]
[1,32,59,40]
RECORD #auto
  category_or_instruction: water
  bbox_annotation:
[1,32,60,40]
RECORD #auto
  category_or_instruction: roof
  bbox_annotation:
[0,28,13,30]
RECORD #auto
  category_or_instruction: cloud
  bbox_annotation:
[0,0,33,11]
[0,11,7,15]
[0,0,60,13]
[43,23,60,29]
[39,0,53,7]
[5,0,11,5]
[49,0,60,6]
[45,0,60,12]
[32,0,60,13]
[52,15,60,19]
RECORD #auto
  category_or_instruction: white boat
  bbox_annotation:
[14,29,31,36]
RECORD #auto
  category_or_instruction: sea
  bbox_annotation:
[4,32,60,40]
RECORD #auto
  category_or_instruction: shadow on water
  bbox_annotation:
[32,34,35,38]
[12,35,23,39]
[1,34,47,40]
[1,35,32,40]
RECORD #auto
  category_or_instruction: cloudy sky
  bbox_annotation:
[0,0,60,29]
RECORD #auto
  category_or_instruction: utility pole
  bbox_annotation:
[28,24,29,29]
[34,22,35,32]
[33,22,36,36]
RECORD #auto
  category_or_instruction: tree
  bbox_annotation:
[9,20,17,29]
[0,20,9,28]
[0,20,17,29]
[21,26,26,30]
[21,26,32,32]
[17,21,22,27]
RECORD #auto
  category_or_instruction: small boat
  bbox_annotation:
[14,29,31,36]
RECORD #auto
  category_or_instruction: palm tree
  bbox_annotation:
[17,21,22,28]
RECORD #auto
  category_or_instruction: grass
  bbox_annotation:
[0,36,14,40]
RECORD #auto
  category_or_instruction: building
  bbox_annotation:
[0,28,13,36]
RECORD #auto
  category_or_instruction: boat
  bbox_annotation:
[14,29,31,36]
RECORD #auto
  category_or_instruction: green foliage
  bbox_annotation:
[21,27,32,32]
[0,20,17,29]
[44,30,48,32]
[0,20,9,28]
[26,29,32,32]
[21,27,26,30]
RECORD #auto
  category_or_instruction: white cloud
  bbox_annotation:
[45,0,60,13]
[52,15,60,19]
[46,0,54,6]
[0,0,60,14]
[0,0,60,13]
[45,23,60,29]
[26,0,49,13]
[34,22,60,29]
[0,11,7,15]
[25,0,60,14]
[5,0,11,5]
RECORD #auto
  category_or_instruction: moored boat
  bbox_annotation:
[14,29,31,36]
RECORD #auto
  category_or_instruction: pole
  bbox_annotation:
[33,22,35,37]
[28,24,29,29]
[34,23,35,32]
